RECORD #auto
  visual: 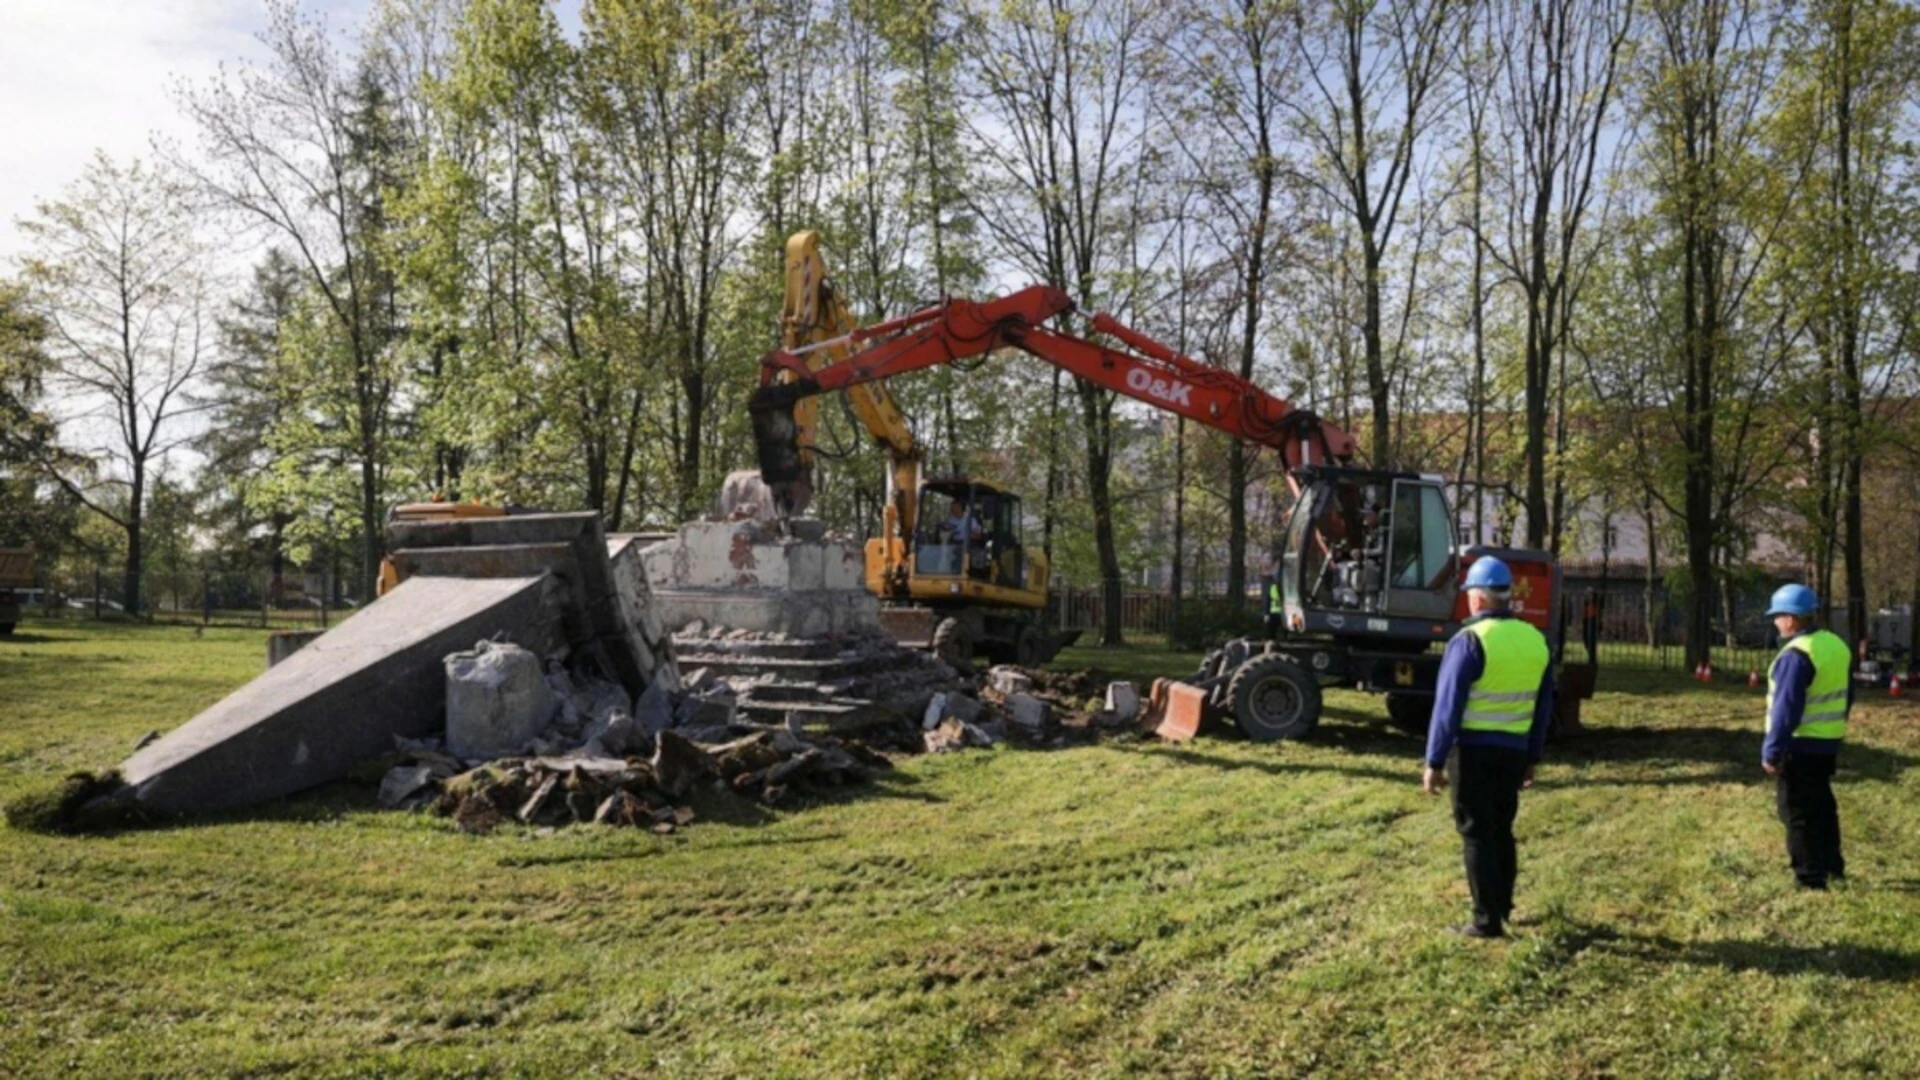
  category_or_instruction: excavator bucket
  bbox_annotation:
[1146,677,1211,742]
[748,388,812,517]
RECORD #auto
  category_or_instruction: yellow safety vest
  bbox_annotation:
[1459,616,1551,735]
[1768,629,1850,742]
[1267,582,1283,614]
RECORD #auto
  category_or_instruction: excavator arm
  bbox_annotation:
[778,233,922,523]
[752,285,1354,510]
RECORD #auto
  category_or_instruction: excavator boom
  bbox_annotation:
[751,284,1353,506]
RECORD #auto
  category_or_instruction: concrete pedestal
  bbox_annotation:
[640,519,877,636]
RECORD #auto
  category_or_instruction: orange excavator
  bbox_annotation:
[751,284,1582,741]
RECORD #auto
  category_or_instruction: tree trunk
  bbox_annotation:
[1080,383,1123,647]
[360,454,381,604]
[679,370,705,521]
[124,468,144,618]
[1363,241,1390,465]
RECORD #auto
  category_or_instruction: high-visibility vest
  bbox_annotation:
[1768,629,1850,742]
[1458,616,1550,735]
[1267,582,1283,614]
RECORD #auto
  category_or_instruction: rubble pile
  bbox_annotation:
[362,631,1147,838]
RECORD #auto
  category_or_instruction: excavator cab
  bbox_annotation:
[912,479,1029,589]
[1279,467,1460,643]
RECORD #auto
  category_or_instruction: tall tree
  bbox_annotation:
[588,0,752,520]
[1165,0,1303,607]
[176,0,413,599]
[17,154,212,616]
[1285,0,1461,465]
[965,0,1163,646]
[1483,0,1634,550]
[1776,0,1920,647]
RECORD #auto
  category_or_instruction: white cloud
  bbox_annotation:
[0,0,379,261]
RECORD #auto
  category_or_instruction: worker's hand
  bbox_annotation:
[1522,765,1536,789]
[1421,766,1444,795]
[1762,761,1780,776]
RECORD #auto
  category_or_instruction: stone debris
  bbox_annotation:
[358,630,1139,838]
[445,639,559,759]
[988,665,1034,697]
[1004,693,1051,731]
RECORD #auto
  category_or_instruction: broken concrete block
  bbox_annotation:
[377,764,437,809]
[990,666,1034,697]
[944,693,984,724]
[924,716,998,753]
[445,640,559,759]
[686,693,736,729]
[1105,681,1140,722]
[634,679,674,736]
[1005,693,1049,730]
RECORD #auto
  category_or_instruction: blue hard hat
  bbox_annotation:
[1766,583,1818,618]
[1464,556,1513,590]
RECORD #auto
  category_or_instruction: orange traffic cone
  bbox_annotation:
[1692,662,1704,681]
[1893,673,1905,698]
[1748,668,1760,688]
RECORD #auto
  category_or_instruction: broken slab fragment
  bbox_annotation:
[121,574,564,813]
[444,640,558,759]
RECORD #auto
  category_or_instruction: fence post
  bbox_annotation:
[202,562,212,627]
[93,566,102,620]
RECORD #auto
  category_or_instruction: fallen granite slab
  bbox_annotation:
[120,574,564,813]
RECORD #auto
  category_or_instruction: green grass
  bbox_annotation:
[5,618,1920,1077]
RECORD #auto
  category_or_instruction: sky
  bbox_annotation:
[0,0,566,263]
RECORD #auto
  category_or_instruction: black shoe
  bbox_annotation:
[1452,922,1505,939]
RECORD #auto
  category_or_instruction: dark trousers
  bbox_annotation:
[1450,745,1530,932]
[1776,753,1844,887]
[1265,613,1282,640]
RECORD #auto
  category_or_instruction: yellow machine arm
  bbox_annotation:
[779,231,926,566]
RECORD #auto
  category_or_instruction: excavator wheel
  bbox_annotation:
[1013,626,1045,667]
[932,617,974,672]
[1226,655,1321,742]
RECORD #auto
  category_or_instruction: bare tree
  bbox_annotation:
[1164,0,1304,607]
[1284,0,1462,465]
[1482,0,1635,551]
[963,0,1163,647]
[18,154,212,616]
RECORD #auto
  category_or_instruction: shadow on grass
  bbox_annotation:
[1541,725,1915,787]
[1142,743,1412,786]
[1555,919,1920,983]
[0,632,64,645]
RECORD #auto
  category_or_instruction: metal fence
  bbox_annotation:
[1050,579,1834,678]
[20,562,350,631]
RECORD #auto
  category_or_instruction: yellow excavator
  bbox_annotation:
[776,231,1067,666]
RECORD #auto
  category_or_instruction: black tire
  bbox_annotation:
[1226,655,1322,742]
[0,623,13,638]
[1013,626,1044,667]
[932,617,973,670]
[1384,692,1433,734]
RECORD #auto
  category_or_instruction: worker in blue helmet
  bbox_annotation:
[1422,555,1555,939]
[1762,583,1851,889]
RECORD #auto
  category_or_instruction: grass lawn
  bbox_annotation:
[5,618,1920,1077]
